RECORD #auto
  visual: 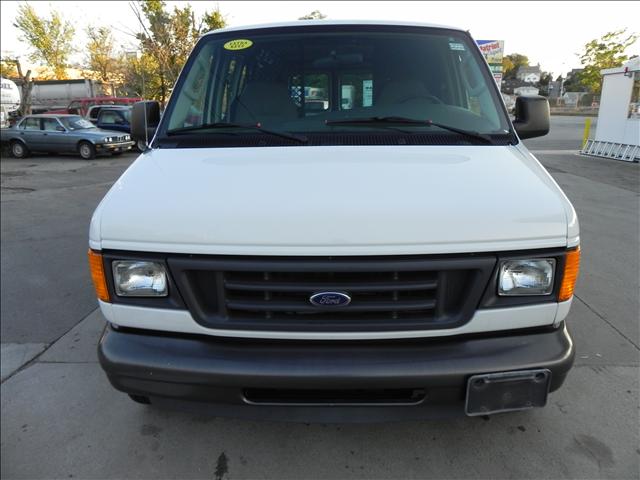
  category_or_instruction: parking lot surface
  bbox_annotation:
[1,117,639,479]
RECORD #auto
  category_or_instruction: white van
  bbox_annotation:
[90,21,580,421]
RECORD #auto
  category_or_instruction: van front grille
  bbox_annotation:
[168,255,496,333]
[224,270,440,322]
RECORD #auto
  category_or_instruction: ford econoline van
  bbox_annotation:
[90,21,579,421]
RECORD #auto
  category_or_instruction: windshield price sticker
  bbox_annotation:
[449,42,466,51]
[224,39,253,50]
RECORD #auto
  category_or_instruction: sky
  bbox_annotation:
[1,1,639,78]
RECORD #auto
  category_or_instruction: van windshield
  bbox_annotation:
[160,26,511,146]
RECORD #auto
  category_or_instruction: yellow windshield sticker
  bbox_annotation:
[224,39,253,50]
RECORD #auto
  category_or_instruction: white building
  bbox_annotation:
[514,85,539,97]
[582,57,639,162]
[516,65,542,84]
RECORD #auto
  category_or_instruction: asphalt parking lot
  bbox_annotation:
[1,116,639,479]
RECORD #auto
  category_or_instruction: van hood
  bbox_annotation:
[91,145,572,255]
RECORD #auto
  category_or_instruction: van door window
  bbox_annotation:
[168,43,216,129]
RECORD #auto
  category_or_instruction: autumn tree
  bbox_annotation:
[119,52,161,99]
[1,58,34,114]
[502,53,529,79]
[85,26,120,83]
[201,8,227,32]
[0,58,19,78]
[13,4,75,79]
[299,10,327,20]
[562,72,589,93]
[130,0,227,104]
[577,29,639,94]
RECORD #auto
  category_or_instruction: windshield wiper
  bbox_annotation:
[166,122,307,144]
[325,116,494,144]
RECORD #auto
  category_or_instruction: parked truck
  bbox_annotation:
[29,79,142,116]
[1,77,21,113]
[30,79,108,113]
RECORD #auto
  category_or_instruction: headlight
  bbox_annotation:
[498,259,555,296]
[103,137,112,143]
[112,261,168,297]
[125,135,131,140]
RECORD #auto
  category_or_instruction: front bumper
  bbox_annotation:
[98,324,574,422]
[95,141,134,152]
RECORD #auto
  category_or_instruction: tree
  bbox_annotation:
[13,4,75,79]
[85,26,119,82]
[2,58,34,114]
[201,7,227,32]
[0,58,19,78]
[299,10,327,20]
[537,71,553,96]
[577,29,639,94]
[502,53,529,79]
[562,72,589,93]
[539,72,552,87]
[130,0,227,104]
[119,52,160,99]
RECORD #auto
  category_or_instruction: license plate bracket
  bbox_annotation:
[465,369,551,416]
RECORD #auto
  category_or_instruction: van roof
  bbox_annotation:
[205,19,465,36]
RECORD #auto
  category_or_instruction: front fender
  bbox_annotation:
[76,137,99,148]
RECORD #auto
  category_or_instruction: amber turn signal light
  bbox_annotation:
[558,247,580,302]
[88,249,110,302]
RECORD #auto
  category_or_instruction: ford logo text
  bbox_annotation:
[309,291,351,307]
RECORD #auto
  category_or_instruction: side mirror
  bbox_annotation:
[513,96,550,139]
[131,101,160,147]
[56,126,65,132]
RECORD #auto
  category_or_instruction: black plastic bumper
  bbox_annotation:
[98,324,574,422]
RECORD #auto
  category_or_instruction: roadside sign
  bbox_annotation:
[476,40,505,90]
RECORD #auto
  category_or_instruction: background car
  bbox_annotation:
[94,106,154,152]
[95,106,131,131]
[0,114,134,159]
[86,105,111,124]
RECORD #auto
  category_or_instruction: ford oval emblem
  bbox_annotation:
[309,291,351,307]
